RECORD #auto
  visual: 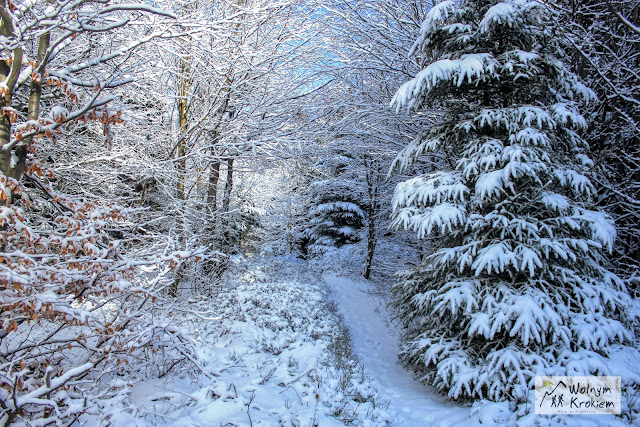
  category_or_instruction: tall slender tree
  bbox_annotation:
[310,0,424,275]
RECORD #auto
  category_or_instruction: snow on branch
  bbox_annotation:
[311,201,365,218]
[409,0,456,56]
[392,172,468,209]
[391,54,498,112]
[392,202,466,237]
[16,363,94,406]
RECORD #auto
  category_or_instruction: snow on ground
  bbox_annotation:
[307,244,640,427]
[112,255,392,426]
[106,243,639,426]
[323,272,471,426]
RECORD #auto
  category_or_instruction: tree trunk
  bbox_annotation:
[9,23,51,193]
[206,160,220,213]
[205,72,233,224]
[364,206,376,279]
[363,156,379,279]
[169,56,191,298]
[0,4,24,197]
[221,157,234,245]
[175,58,190,205]
[222,157,234,214]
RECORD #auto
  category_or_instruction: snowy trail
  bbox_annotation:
[324,272,471,426]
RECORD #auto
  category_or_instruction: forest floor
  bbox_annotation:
[107,244,636,426]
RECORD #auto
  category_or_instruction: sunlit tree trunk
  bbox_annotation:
[206,158,220,213]
[0,1,24,193]
[169,55,191,298]
[206,75,232,218]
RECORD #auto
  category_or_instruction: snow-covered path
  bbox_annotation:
[324,272,471,426]
[107,253,637,426]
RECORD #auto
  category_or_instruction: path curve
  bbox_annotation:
[323,272,471,426]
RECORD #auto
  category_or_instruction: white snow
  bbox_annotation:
[392,203,466,237]
[105,256,395,425]
[410,0,457,56]
[323,272,471,426]
[94,249,480,426]
[478,2,517,33]
[541,192,569,212]
[80,241,640,426]
[311,201,365,218]
[391,54,498,112]
[393,172,468,207]
[471,242,518,275]
[422,0,456,32]
[475,169,505,200]
[576,208,617,252]
[49,105,69,121]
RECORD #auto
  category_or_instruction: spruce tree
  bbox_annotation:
[304,154,366,248]
[389,0,637,401]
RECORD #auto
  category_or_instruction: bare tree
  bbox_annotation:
[549,0,640,282]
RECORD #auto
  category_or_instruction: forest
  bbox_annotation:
[0,0,638,425]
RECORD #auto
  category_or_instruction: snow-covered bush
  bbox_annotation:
[389,0,638,402]
[304,155,366,248]
[119,256,391,425]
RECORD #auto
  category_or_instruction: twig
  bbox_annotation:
[282,367,314,386]
[176,347,218,380]
[259,366,277,385]
[246,391,255,427]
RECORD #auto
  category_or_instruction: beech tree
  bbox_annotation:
[0,0,210,424]
[152,0,323,257]
[389,0,637,402]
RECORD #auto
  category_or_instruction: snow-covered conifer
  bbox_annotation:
[304,154,366,248]
[389,0,638,402]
